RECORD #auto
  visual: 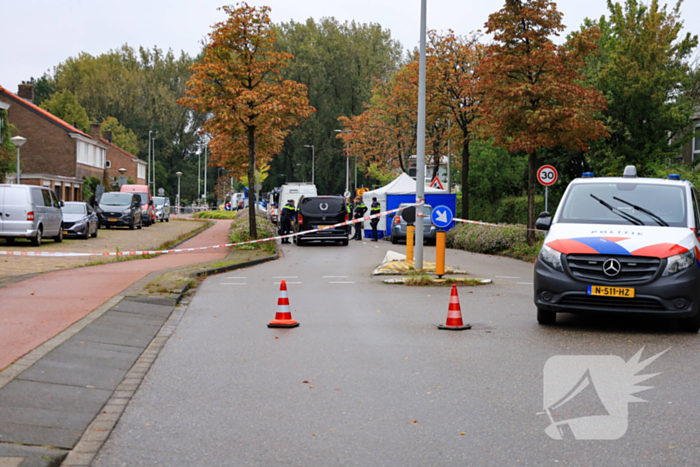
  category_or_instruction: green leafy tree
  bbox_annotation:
[101,116,139,155]
[0,109,17,178]
[28,74,56,107]
[40,90,90,131]
[271,17,403,194]
[577,0,699,175]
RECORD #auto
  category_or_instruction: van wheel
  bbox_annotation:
[32,228,42,247]
[391,235,398,245]
[678,313,700,333]
[537,308,556,325]
[54,227,63,243]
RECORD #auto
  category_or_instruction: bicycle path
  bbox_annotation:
[0,220,233,371]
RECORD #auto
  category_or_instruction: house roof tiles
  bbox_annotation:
[0,85,91,138]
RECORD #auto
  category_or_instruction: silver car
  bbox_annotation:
[390,203,437,245]
[0,184,64,246]
[153,196,170,222]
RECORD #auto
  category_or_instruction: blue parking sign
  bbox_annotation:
[431,205,453,229]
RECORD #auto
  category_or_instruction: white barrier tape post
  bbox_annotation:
[0,206,408,258]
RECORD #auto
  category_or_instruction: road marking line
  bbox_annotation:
[274,281,302,285]
[517,282,533,285]
[273,276,298,279]
[496,276,520,279]
[329,281,355,284]
[323,276,348,278]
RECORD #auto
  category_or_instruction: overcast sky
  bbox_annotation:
[2,0,699,93]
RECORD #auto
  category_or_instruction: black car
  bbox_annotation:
[293,196,350,246]
[96,192,143,230]
[60,202,99,239]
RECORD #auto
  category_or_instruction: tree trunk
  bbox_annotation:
[460,139,469,220]
[527,151,536,246]
[247,125,258,240]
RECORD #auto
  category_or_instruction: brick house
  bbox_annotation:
[90,125,147,186]
[0,83,108,201]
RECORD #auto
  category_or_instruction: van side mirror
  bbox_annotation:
[149,200,154,206]
[535,211,552,231]
[59,200,65,207]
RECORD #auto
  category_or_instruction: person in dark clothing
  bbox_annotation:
[279,200,296,244]
[370,197,381,241]
[353,197,367,240]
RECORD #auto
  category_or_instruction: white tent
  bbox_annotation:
[362,173,445,232]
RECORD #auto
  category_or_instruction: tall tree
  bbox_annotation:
[100,116,139,155]
[477,0,609,244]
[179,3,314,238]
[578,0,698,174]
[40,90,90,131]
[272,18,402,193]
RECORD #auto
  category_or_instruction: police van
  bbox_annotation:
[534,166,700,332]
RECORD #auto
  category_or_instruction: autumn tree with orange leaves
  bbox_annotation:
[477,0,608,245]
[178,3,314,238]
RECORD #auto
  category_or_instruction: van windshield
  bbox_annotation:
[153,198,165,206]
[131,193,147,205]
[559,183,687,227]
[100,193,133,206]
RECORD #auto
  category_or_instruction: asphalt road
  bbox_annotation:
[94,240,700,466]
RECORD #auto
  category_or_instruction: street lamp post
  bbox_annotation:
[9,136,27,184]
[148,131,152,187]
[414,0,428,269]
[117,167,127,188]
[334,129,351,194]
[176,171,182,216]
[303,145,315,185]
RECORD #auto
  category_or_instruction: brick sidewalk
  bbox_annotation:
[0,220,208,287]
[0,220,233,371]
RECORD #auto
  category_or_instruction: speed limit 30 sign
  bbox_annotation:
[537,165,558,187]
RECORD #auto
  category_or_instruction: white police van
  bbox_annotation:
[534,166,700,332]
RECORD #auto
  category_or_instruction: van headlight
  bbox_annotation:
[662,249,695,276]
[539,244,563,271]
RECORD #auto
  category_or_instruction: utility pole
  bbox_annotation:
[204,145,208,204]
[148,130,152,186]
[447,118,451,194]
[198,151,201,201]
[414,0,427,270]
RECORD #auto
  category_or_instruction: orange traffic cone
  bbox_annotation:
[268,280,300,328]
[437,284,471,330]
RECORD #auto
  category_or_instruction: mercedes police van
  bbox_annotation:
[534,166,700,332]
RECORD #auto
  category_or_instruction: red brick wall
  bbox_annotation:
[0,95,78,178]
[105,145,146,185]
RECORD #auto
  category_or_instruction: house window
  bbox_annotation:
[694,122,700,162]
[137,164,146,180]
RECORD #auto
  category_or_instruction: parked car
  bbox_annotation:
[96,192,143,230]
[120,184,155,226]
[293,195,350,246]
[390,203,436,245]
[61,201,98,239]
[0,184,64,246]
[153,196,170,222]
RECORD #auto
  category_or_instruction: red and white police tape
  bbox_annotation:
[0,206,408,258]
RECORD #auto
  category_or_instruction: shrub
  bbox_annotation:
[446,222,544,256]
[229,214,277,254]
[196,211,237,220]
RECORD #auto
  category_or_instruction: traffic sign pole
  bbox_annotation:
[537,165,558,213]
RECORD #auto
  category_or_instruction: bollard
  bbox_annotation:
[436,230,446,278]
[406,224,415,262]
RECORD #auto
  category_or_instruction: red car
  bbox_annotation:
[120,185,156,226]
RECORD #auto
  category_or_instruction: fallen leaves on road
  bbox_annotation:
[409,420,418,424]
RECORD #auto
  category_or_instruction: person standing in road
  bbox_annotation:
[353,197,367,240]
[370,197,381,242]
[280,199,296,244]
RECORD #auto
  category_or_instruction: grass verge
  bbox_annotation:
[229,214,277,254]
[194,211,237,220]
[402,272,488,286]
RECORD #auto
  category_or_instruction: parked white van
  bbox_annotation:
[0,184,64,246]
[279,183,317,213]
